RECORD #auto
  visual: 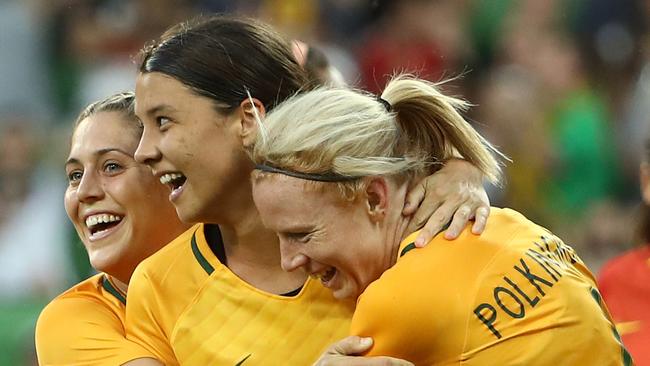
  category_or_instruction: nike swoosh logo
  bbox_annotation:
[235,354,252,366]
[616,321,642,336]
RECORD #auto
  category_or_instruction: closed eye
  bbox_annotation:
[284,232,313,243]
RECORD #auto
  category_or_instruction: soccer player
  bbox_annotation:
[124,15,491,365]
[34,93,190,365]
[250,75,633,365]
[599,140,650,365]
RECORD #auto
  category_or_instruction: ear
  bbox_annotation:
[365,177,390,222]
[237,97,266,148]
[640,163,650,205]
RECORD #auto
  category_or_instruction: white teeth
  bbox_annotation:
[85,214,123,228]
[160,173,183,185]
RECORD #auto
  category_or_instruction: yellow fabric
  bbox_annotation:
[35,273,151,366]
[126,223,354,365]
[351,208,631,366]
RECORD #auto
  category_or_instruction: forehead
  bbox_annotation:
[135,72,202,114]
[69,112,139,159]
[253,175,339,228]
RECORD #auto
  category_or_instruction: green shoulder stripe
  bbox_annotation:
[191,229,214,274]
[400,243,416,257]
[102,276,126,305]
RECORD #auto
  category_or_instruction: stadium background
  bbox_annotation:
[0,0,646,364]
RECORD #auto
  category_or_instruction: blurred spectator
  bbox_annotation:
[599,139,650,365]
[476,65,551,222]
[0,119,71,299]
[0,117,71,366]
[357,0,471,93]
[0,1,51,121]
[46,0,194,117]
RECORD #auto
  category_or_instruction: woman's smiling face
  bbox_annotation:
[134,72,254,224]
[252,175,395,300]
[64,111,188,282]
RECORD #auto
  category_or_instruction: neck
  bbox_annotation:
[207,177,307,293]
[386,183,413,267]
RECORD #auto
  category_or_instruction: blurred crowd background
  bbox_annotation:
[0,0,647,364]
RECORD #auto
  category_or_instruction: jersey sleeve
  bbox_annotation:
[349,264,450,365]
[35,297,152,366]
[125,264,179,366]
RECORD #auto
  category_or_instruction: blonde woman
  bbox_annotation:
[251,76,631,365]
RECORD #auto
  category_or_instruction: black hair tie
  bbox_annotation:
[377,96,392,112]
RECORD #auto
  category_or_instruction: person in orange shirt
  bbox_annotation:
[251,75,632,365]
[34,92,191,366]
[599,140,650,365]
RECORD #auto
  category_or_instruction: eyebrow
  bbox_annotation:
[144,104,177,117]
[65,148,134,167]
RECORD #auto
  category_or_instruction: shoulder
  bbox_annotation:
[36,274,121,335]
[35,275,128,363]
[353,208,559,329]
[132,224,204,285]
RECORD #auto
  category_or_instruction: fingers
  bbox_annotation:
[316,356,414,366]
[471,206,490,234]
[444,204,473,239]
[328,336,373,356]
[413,202,451,247]
[402,180,426,215]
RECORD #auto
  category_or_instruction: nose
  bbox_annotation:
[76,171,104,203]
[280,242,309,272]
[134,126,162,165]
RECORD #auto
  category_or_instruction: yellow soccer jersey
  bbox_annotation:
[350,208,632,366]
[35,273,151,366]
[126,223,353,365]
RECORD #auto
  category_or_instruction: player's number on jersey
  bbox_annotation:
[590,288,633,366]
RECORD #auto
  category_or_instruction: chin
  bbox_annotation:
[332,287,358,301]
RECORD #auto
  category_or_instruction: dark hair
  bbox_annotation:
[74,92,137,127]
[139,15,310,113]
[303,45,330,83]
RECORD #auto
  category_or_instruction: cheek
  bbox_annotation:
[63,188,78,221]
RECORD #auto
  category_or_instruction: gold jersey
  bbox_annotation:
[126,223,353,365]
[351,208,632,366]
[35,273,150,366]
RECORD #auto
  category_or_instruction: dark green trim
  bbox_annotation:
[102,276,126,305]
[191,230,214,274]
[400,243,416,257]
[235,353,252,365]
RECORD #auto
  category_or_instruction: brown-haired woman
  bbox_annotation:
[35,92,190,365]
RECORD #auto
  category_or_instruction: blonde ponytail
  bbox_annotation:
[382,75,503,184]
[252,73,504,199]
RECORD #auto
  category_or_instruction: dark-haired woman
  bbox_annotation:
[125,15,491,365]
[35,93,190,365]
